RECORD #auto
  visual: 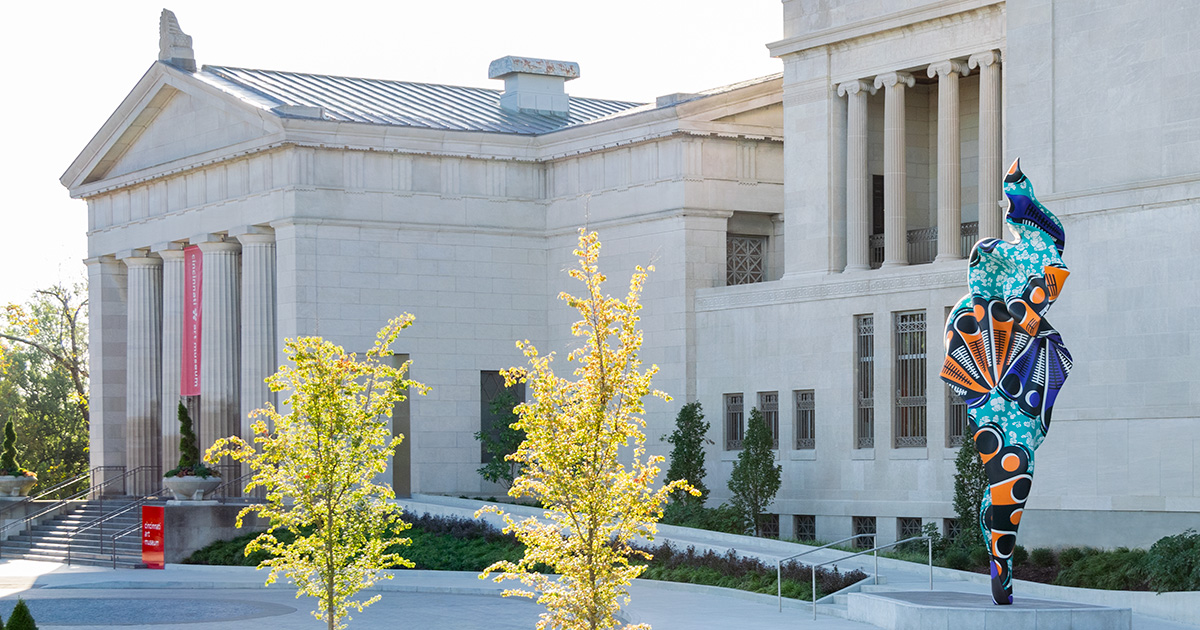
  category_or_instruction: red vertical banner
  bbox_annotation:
[142,505,165,569]
[181,245,203,395]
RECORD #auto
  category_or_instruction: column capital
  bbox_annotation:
[837,79,876,97]
[874,71,915,91]
[158,248,186,261]
[123,255,163,268]
[195,240,240,254]
[927,60,970,79]
[968,50,1002,70]
[235,232,276,246]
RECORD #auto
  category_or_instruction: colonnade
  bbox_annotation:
[836,50,1003,270]
[115,229,277,491]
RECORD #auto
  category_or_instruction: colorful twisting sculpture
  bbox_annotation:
[940,159,1072,605]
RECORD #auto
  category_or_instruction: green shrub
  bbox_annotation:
[968,544,990,568]
[1146,529,1200,593]
[1054,547,1150,591]
[951,430,986,547]
[662,501,744,535]
[6,598,37,630]
[1057,546,1089,568]
[1030,547,1056,568]
[1012,545,1028,567]
[663,402,710,505]
[943,547,972,571]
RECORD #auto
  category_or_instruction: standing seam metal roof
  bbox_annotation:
[199,65,645,135]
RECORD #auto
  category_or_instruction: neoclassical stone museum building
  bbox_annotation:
[64,1,1199,548]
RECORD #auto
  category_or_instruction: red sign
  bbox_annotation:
[181,245,203,396]
[142,505,165,569]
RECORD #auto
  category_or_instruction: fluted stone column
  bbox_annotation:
[238,231,277,485]
[838,79,876,272]
[875,71,915,267]
[158,247,185,471]
[970,50,1003,241]
[198,240,240,460]
[124,255,163,494]
[929,60,970,261]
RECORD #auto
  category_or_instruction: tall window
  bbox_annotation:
[853,516,877,550]
[894,311,927,448]
[794,390,815,450]
[947,390,968,447]
[480,371,525,463]
[855,315,875,449]
[724,393,744,450]
[757,391,779,449]
[727,234,766,285]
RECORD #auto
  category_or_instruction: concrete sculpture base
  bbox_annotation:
[846,591,1130,630]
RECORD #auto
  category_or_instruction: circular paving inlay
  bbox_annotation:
[0,597,296,626]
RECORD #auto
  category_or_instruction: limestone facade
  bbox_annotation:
[64,1,1199,548]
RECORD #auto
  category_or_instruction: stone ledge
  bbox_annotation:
[846,590,1130,630]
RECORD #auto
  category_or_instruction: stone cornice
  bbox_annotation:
[695,268,966,312]
[767,0,1005,58]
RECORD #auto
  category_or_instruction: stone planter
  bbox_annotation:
[0,474,37,498]
[162,475,221,501]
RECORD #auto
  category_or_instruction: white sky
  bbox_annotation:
[0,0,782,306]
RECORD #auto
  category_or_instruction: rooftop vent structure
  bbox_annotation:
[488,56,579,117]
[158,9,196,72]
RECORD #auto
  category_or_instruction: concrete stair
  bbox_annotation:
[1,498,166,568]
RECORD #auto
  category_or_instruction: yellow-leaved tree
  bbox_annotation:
[205,316,428,630]
[478,230,694,630]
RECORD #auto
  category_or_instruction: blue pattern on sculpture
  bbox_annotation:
[940,158,1072,605]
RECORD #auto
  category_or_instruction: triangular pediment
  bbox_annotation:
[64,62,284,191]
[674,75,783,133]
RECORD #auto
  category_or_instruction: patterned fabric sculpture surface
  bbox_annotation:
[940,159,1072,605]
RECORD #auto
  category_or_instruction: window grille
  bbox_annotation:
[947,390,968,448]
[855,316,875,449]
[944,518,962,542]
[480,371,525,463]
[758,391,779,449]
[794,390,815,450]
[853,516,876,550]
[725,394,745,450]
[894,311,927,448]
[898,517,923,540]
[758,514,780,539]
[727,234,766,285]
[794,515,816,542]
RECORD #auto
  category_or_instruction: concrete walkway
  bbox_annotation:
[0,495,1194,629]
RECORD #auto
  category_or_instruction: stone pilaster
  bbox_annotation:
[157,247,185,471]
[929,60,970,261]
[874,71,915,267]
[197,240,241,459]
[970,50,1003,241]
[838,79,876,272]
[84,256,128,476]
[123,255,163,493]
[237,231,277,467]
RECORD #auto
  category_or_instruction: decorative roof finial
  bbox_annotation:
[158,9,196,72]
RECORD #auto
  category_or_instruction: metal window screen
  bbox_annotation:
[758,514,780,539]
[947,391,968,448]
[853,516,876,550]
[725,393,745,450]
[794,390,815,449]
[944,518,962,542]
[894,311,927,448]
[727,234,766,285]
[898,517,923,540]
[855,316,875,449]
[758,391,779,449]
[794,515,816,541]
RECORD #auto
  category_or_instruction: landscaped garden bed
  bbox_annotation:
[185,513,867,601]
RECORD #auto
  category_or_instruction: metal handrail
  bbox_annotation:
[110,522,142,568]
[66,488,169,566]
[809,535,933,620]
[0,466,127,558]
[0,469,92,521]
[776,533,876,611]
[203,470,255,500]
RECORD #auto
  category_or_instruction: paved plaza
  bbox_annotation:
[1,558,1197,630]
